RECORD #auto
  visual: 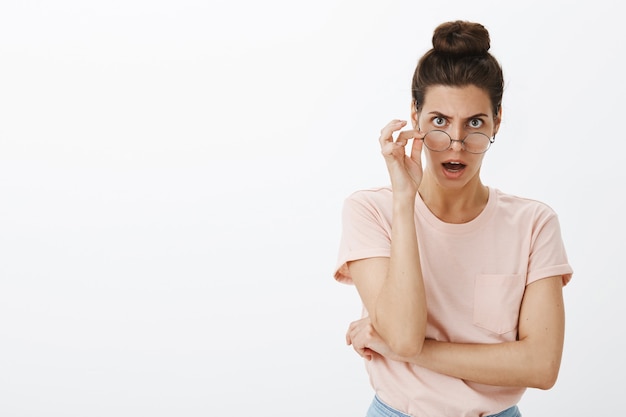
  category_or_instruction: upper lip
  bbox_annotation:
[443,159,467,165]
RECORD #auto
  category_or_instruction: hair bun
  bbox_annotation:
[432,20,490,57]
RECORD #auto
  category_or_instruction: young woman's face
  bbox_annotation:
[412,84,500,189]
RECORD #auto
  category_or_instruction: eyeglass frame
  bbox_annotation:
[419,129,496,154]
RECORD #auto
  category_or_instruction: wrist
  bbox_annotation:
[392,193,417,210]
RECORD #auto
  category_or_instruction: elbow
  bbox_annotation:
[390,339,424,358]
[371,317,425,358]
[529,360,561,390]
[370,307,427,358]
[386,328,425,358]
[518,336,563,390]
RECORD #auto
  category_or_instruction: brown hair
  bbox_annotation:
[411,21,504,115]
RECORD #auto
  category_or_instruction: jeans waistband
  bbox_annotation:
[366,395,521,417]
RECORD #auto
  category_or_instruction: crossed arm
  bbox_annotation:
[346,258,565,390]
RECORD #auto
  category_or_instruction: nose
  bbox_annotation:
[448,126,465,151]
[449,138,464,151]
[449,139,463,151]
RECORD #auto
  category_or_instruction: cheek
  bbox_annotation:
[470,155,486,170]
[423,149,438,167]
[411,117,420,132]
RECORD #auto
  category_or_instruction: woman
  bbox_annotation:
[334,21,573,417]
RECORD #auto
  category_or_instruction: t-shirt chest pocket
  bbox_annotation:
[473,274,525,335]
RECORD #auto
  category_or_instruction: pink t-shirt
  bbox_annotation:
[334,186,573,417]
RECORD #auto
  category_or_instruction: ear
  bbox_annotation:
[493,106,503,136]
[411,100,420,131]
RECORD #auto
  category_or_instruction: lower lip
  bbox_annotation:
[442,165,466,179]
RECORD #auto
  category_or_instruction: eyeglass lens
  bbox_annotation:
[423,131,491,154]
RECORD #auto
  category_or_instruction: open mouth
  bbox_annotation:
[442,161,466,172]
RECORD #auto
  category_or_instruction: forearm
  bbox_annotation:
[399,338,561,389]
[383,276,566,389]
[372,196,427,357]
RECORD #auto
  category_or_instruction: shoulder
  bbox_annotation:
[341,185,394,225]
[343,185,393,212]
[493,188,559,221]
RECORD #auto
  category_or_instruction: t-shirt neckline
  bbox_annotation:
[414,186,497,234]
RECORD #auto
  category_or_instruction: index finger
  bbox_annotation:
[379,119,407,146]
[394,129,419,145]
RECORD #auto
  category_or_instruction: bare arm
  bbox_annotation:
[348,120,427,357]
[381,275,565,389]
[348,205,426,357]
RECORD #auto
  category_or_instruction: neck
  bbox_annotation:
[418,174,489,224]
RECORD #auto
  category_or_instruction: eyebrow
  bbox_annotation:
[426,111,490,120]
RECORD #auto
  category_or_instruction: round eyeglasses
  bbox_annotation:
[421,130,495,154]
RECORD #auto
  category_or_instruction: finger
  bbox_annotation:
[410,133,424,161]
[354,345,368,358]
[395,130,416,144]
[381,130,416,160]
[346,319,363,345]
[379,120,407,147]
[391,130,417,153]
[346,322,356,345]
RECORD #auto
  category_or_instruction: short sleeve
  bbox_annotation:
[334,190,393,285]
[527,212,573,286]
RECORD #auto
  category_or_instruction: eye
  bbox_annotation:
[432,117,446,127]
[468,118,483,128]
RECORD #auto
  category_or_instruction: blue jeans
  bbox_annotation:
[366,395,521,417]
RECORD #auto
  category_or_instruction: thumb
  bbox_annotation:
[410,135,424,162]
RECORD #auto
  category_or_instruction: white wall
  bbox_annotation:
[0,1,623,415]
